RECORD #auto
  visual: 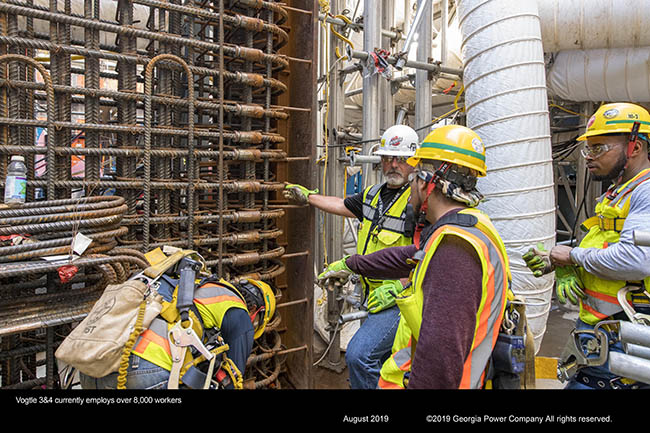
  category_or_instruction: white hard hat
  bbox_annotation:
[375,124,419,157]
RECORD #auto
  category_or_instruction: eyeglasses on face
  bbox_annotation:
[580,142,616,159]
[407,169,435,184]
[381,155,409,164]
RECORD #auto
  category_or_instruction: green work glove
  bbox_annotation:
[317,256,352,284]
[523,243,554,277]
[283,183,318,205]
[367,280,402,314]
[555,265,586,306]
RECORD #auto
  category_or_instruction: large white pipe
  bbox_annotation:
[536,0,650,52]
[547,47,650,102]
[536,0,650,103]
[458,0,555,351]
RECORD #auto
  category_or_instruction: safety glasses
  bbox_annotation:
[408,169,435,184]
[580,142,616,159]
[381,155,409,164]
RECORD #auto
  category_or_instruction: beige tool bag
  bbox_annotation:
[55,279,163,378]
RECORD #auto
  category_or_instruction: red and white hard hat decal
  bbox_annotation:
[389,136,403,147]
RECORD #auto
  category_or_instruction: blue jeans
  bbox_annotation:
[345,305,400,389]
[565,318,650,390]
[80,356,170,390]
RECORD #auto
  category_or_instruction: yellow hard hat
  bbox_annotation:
[407,124,487,177]
[237,279,276,339]
[578,102,650,141]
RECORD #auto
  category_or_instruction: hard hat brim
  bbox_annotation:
[406,156,419,167]
[374,149,416,157]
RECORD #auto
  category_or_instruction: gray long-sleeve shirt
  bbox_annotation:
[570,179,650,281]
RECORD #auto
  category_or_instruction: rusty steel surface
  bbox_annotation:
[0,0,315,390]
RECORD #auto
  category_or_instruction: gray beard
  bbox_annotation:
[385,173,406,187]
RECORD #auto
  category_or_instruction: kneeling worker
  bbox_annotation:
[80,276,276,390]
[318,124,512,389]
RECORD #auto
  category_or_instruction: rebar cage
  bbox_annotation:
[0,0,316,390]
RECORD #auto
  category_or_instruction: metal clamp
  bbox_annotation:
[167,317,214,390]
[557,327,609,383]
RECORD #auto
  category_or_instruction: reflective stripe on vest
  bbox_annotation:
[577,168,650,325]
[131,283,248,372]
[377,208,510,389]
[361,184,409,234]
[377,332,412,389]
[357,182,412,292]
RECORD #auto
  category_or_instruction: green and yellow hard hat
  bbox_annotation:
[407,124,487,177]
[578,102,650,141]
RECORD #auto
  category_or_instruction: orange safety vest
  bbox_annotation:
[377,208,511,389]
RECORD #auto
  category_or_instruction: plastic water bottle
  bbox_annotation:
[4,155,27,206]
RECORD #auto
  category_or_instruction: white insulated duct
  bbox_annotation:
[547,47,650,102]
[535,0,650,53]
[458,0,555,351]
[537,0,650,102]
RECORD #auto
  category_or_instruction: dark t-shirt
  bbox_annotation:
[346,208,484,389]
[344,183,404,221]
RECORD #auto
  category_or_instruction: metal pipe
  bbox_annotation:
[395,0,432,70]
[362,0,383,188]
[609,352,650,385]
[416,0,433,138]
[318,12,403,41]
[619,321,650,348]
[634,230,650,247]
[349,153,380,167]
[624,343,650,361]
[340,310,369,324]
[348,48,463,77]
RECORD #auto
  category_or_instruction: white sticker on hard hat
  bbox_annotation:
[603,108,619,119]
[471,138,484,153]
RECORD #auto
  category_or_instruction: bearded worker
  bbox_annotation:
[284,124,418,389]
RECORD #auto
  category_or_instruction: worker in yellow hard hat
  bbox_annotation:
[319,124,514,389]
[284,124,419,389]
[524,102,650,389]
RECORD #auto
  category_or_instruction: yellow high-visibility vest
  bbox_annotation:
[378,208,511,389]
[577,168,650,325]
[356,182,412,294]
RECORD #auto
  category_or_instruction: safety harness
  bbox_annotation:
[119,249,245,390]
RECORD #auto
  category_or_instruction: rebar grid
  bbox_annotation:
[0,0,298,389]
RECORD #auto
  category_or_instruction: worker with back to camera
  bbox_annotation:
[283,124,418,389]
[79,276,276,390]
[318,124,512,389]
[524,102,650,389]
